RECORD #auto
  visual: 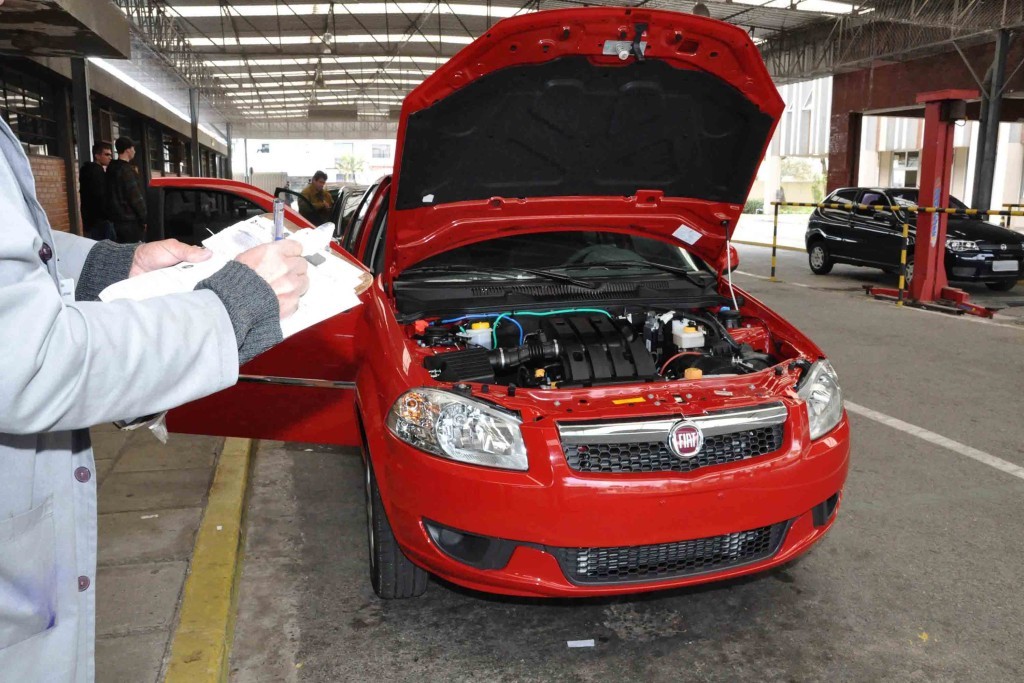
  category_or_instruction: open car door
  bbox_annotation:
[165,299,368,446]
[274,187,333,228]
[166,202,372,446]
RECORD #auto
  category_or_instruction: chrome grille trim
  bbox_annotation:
[557,402,788,445]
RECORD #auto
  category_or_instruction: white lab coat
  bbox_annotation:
[0,120,240,681]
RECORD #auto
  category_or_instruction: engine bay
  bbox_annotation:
[412,306,778,389]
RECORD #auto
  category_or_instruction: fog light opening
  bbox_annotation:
[423,519,518,570]
[811,492,840,528]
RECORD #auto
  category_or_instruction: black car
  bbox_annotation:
[806,187,1024,291]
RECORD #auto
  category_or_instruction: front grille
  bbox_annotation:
[564,424,784,474]
[551,522,790,585]
[978,242,1023,254]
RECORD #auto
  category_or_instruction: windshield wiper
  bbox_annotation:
[401,265,600,289]
[561,260,712,288]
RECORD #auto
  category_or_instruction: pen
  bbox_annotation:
[272,198,285,240]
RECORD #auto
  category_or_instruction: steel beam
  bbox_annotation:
[70,58,93,169]
[972,29,1010,212]
[190,88,201,177]
[225,123,233,181]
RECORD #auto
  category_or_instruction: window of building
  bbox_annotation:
[371,144,390,159]
[0,67,59,156]
[891,151,919,188]
[162,132,173,174]
[147,125,163,172]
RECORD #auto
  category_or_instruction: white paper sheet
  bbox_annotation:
[672,223,702,245]
[100,216,367,338]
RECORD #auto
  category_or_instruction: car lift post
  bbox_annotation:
[867,89,997,318]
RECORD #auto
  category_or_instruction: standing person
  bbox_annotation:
[79,143,113,241]
[0,116,310,682]
[300,170,334,224]
[105,136,147,243]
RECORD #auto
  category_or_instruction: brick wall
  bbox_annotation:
[828,40,1024,191]
[28,155,71,232]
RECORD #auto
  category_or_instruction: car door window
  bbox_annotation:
[199,190,265,233]
[275,188,321,225]
[163,190,199,243]
[164,189,265,245]
[822,189,857,219]
[856,191,890,218]
[335,186,368,238]
[364,203,389,274]
[342,181,380,253]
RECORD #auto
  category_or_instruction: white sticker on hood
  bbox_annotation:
[673,224,701,245]
[422,194,435,203]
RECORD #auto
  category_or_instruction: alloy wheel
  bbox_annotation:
[810,246,825,270]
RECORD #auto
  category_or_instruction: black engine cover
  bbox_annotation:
[541,315,657,385]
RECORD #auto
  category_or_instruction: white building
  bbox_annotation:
[753,76,1024,227]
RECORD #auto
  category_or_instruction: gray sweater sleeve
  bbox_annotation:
[75,241,139,302]
[195,260,282,364]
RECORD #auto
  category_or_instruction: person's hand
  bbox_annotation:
[130,239,211,277]
[235,241,310,318]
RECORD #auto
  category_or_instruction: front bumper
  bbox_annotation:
[946,252,1021,282]
[370,404,850,597]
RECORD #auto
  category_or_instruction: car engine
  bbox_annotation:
[415,307,775,388]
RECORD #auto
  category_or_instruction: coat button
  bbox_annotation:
[78,576,90,592]
[39,242,53,264]
[74,466,92,483]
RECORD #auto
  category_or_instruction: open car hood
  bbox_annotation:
[386,7,783,279]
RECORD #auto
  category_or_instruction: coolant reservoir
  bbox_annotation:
[457,321,493,349]
[672,320,704,349]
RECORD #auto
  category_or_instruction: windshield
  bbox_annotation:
[400,231,705,282]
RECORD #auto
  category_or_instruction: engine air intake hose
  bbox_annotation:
[489,340,561,370]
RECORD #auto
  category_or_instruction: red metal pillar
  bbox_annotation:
[909,90,975,301]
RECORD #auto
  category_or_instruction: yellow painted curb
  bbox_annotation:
[732,239,805,253]
[165,437,254,683]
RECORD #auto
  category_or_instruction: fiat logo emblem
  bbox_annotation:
[1001,244,1007,251]
[668,421,704,459]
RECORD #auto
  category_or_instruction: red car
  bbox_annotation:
[167,8,850,599]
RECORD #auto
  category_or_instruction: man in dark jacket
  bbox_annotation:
[80,142,113,240]
[105,137,147,243]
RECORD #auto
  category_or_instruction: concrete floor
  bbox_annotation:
[92,428,224,683]
[228,248,1024,682]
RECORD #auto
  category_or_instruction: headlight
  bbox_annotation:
[386,388,528,471]
[796,360,844,440]
[947,239,979,252]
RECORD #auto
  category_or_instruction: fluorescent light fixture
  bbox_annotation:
[166,3,531,20]
[188,33,474,47]
[213,68,433,79]
[206,56,449,67]
[89,58,227,146]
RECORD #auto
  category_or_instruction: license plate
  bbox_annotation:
[992,260,1019,272]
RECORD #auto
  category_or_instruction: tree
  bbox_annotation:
[780,157,816,181]
[335,155,365,182]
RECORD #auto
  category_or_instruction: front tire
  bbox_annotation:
[986,279,1017,292]
[808,242,833,275]
[364,457,429,599]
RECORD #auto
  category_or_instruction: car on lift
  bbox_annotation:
[806,187,1024,291]
[162,8,849,599]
